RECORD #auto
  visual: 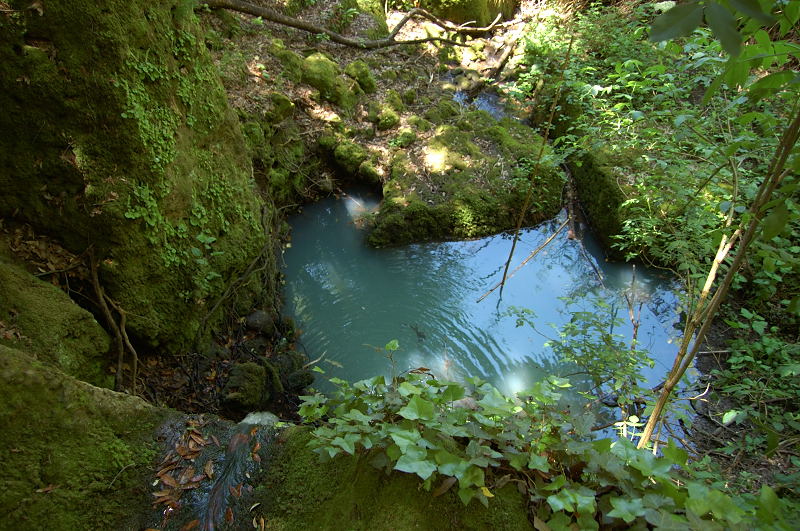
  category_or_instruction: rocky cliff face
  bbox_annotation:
[0,0,272,353]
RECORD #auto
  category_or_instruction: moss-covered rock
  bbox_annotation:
[345,60,377,94]
[0,345,168,529]
[0,0,270,354]
[333,140,371,175]
[0,258,111,387]
[394,129,417,148]
[301,52,360,110]
[369,108,563,246]
[223,361,269,410]
[273,47,304,83]
[570,147,635,260]
[259,427,533,530]
[377,106,401,131]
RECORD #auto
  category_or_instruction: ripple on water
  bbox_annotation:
[282,190,681,396]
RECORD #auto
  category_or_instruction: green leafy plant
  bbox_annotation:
[299,361,795,527]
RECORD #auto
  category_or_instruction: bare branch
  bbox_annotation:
[200,1,483,49]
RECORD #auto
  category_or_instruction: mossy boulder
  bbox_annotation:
[369,110,563,246]
[258,427,533,530]
[377,106,401,131]
[223,361,270,411]
[0,345,168,529]
[421,0,518,26]
[394,129,417,148]
[0,258,111,387]
[319,134,382,185]
[345,60,377,94]
[273,47,304,83]
[569,147,635,260]
[301,52,360,110]
[0,0,271,354]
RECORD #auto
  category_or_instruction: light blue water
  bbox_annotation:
[282,189,681,395]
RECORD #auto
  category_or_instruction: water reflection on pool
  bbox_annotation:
[282,189,681,396]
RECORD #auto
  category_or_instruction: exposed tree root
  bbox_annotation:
[199,1,505,49]
[90,252,139,393]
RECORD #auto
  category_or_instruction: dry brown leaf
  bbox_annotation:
[151,490,173,497]
[252,441,261,453]
[179,466,195,485]
[204,460,214,479]
[189,432,206,446]
[35,484,58,494]
[152,495,174,506]
[160,474,179,489]
[252,452,261,463]
[211,434,220,447]
[180,520,200,531]
[225,507,234,523]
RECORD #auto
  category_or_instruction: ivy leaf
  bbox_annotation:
[434,449,469,477]
[528,453,550,472]
[757,485,779,523]
[398,395,435,421]
[394,452,436,480]
[389,428,422,452]
[440,383,465,402]
[459,465,485,488]
[649,1,703,42]
[608,496,646,523]
[547,490,576,513]
[705,2,742,56]
[662,440,688,466]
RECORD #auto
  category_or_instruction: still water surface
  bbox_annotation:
[282,190,681,395]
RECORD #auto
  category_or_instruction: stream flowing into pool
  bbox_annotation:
[282,189,682,396]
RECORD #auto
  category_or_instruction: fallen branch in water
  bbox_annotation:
[476,218,569,303]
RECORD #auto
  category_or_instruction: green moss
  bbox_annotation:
[345,60,377,94]
[333,140,370,175]
[386,89,405,112]
[368,106,563,246]
[570,147,632,258]
[401,89,417,105]
[393,129,417,148]
[377,106,400,131]
[0,345,167,529]
[0,0,269,354]
[268,92,295,121]
[259,427,532,530]
[274,48,304,83]
[301,52,360,110]
[0,259,111,387]
[408,115,433,132]
[424,99,460,123]
[223,362,269,409]
[358,161,382,184]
